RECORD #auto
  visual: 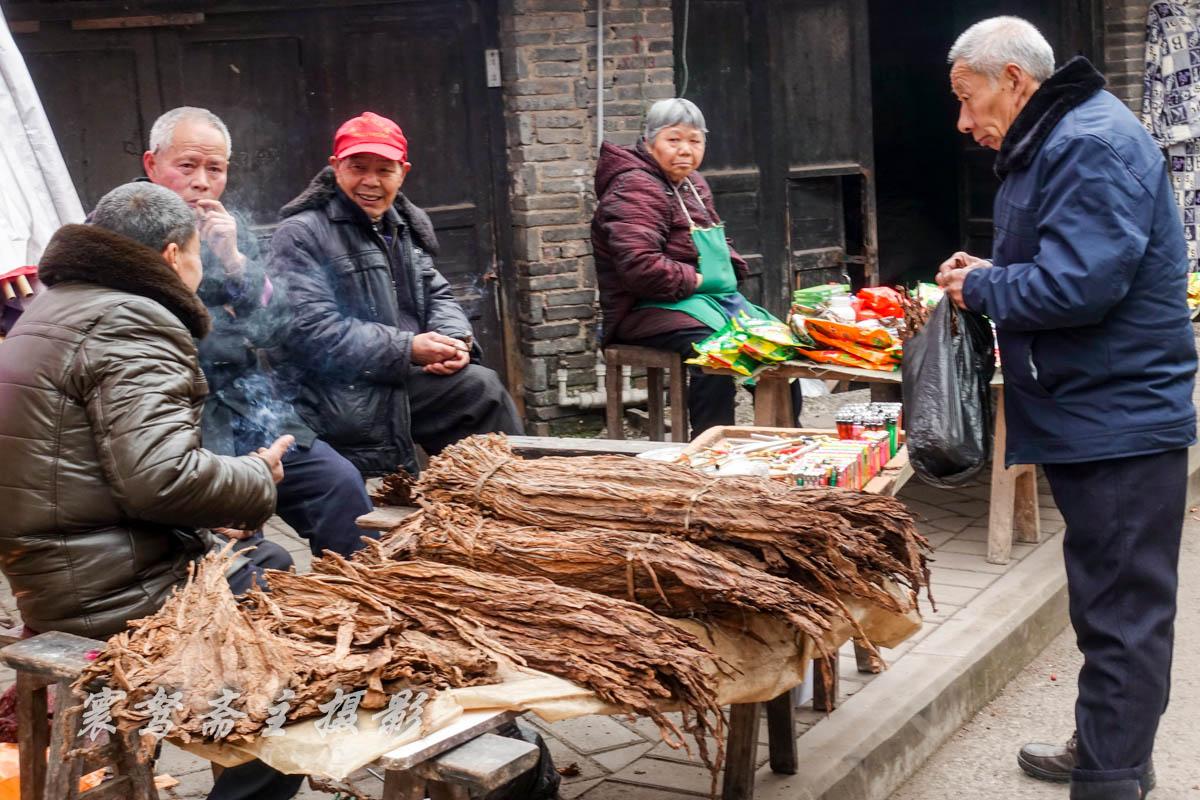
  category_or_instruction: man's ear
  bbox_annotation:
[143,150,158,180]
[161,241,180,271]
[328,156,339,169]
[1003,62,1024,91]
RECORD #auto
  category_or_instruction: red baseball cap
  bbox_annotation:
[333,111,409,163]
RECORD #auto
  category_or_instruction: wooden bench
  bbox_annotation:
[2,630,159,800]
[603,344,689,442]
[0,635,539,800]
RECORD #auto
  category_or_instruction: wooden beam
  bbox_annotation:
[72,13,203,30]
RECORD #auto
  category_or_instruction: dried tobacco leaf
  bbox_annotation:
[369,502,837,650]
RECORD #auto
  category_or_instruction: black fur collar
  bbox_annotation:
[995,56,1107,179]
[37,224,211,338]
[278,166,440,255]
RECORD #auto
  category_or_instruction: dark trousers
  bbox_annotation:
[276,439,376,556]
[622,327,802,439]
[408,364,524,454]
[1044,448,1186,790]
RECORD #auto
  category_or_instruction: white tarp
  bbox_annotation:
[0,8,83,273]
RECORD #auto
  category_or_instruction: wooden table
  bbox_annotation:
[711,361,1040,564]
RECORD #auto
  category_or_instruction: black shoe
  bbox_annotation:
[1018,732,1077,783]
[1018,733,1156,795]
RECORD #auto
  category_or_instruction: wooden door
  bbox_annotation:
[953,0,1102,256]
[4,0,514,384]
[673,0,877,316]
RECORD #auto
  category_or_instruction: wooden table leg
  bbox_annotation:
[853,640,883,674]
[605,359,624,440]
[1014,465,1042,544]
[16,672,49,800]
[647,368,665,441]
[813,655,840,712]
[721,702,762,800]
[44,682,83,800]
[987,387,1016,565]
[753,376,794,428]
[764,691,797,774]
[669,360,689,443]
[383,769,426,800]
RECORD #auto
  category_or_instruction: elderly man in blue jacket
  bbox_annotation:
[938,16,1197,800]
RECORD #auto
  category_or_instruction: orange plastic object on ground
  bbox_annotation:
[0,743,103,798]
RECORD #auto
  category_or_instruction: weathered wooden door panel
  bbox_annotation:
[6,0,511,383]
[159,17,317,222]
[769,0,876,295]
[671,1,769,307]
[19,29,161,209]
[952,0,1097,257]
[335,2,504,374]
[674,0,877,316]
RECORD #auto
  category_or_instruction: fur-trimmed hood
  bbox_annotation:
[37,224,211,338]
[995,56,1107,179]
[278,166,440,255]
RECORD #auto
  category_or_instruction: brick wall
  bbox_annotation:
[1104,0,1150,113]
[499,0,674,434]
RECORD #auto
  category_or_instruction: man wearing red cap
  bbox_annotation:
[268,112,524,478]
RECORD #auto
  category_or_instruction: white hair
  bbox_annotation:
[148,106,232,158]
[948,16,1055,83]
[643,98,707,144]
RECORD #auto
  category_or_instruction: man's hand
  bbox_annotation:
[252,434,294,484]
[694,269,704,289]
[423,348,470,376]
[195,199,245,275]
[936,252,990,310]
[213,527,256,541]
[411,332,469,366]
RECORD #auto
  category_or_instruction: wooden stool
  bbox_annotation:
[602,345,688,442]
[2,631,159,800]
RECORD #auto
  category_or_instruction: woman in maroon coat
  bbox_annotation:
[592,98,801,438]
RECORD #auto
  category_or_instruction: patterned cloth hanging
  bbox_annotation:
[1143,0,1200,270]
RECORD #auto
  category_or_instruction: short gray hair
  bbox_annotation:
[643,98,708,144]
[948,16,1055,83]
[149,106,232,159]
[91,182,197,253]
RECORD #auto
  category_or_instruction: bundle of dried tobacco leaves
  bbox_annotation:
[418,435,930,613]
[301,555,730,769]
[77,550,499,744]
[367,502,837,649]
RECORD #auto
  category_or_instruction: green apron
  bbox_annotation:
[635,178,772,330]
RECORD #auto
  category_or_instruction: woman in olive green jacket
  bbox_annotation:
[0,183,290,639]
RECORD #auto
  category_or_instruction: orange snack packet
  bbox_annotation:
[805,318,895,350]
[808,327,901,366]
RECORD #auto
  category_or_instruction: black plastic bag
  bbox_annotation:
[902,298,996,487]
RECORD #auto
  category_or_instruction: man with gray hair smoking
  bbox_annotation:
[937,17,1196,800]
[142,106,374,557]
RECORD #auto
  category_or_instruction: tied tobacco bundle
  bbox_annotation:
[418,435,930,615]
[76,549,498,745]
[368,502,838,650]
[303,554,731,773]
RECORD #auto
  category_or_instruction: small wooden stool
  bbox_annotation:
[602,345,688,442]
[2,631,159,800]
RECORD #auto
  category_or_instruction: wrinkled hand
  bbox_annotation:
[195,199,245,274]
[936,251,989,310]
[424,348,470,376]
[251,434,294,484]
[213,527,256,541]
[411,332,469,367]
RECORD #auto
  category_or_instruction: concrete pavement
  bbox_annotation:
[889,514,1200,800]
